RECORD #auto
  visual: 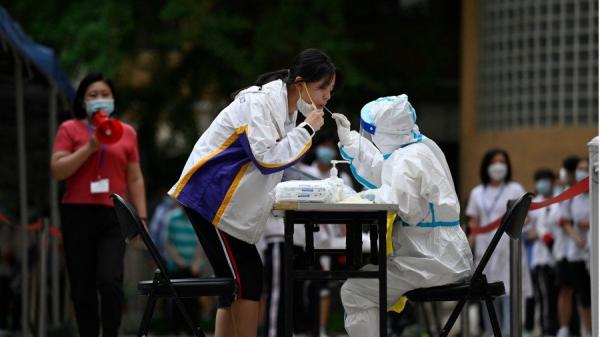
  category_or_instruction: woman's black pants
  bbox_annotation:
[61,204,125,337]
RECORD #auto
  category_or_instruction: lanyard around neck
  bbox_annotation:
[482,184,506,220]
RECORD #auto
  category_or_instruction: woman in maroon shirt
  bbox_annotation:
[50,73,146,337]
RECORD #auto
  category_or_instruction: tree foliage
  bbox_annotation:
[5,0,459,200]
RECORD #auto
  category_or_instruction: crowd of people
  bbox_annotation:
[0,48,592,337]
[465,151,592,337]
[522,156,592,337]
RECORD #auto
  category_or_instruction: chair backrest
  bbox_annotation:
[111,193,171,280]
[471,192,534,280]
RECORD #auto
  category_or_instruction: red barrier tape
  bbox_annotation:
[0,213,63,239]
[0,213,10,224]
[470,177,590,235]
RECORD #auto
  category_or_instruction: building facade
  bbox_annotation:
[461,0,598,198]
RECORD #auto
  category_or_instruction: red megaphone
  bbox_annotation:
[91,110,123,144]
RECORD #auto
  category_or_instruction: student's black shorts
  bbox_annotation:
[567,260,591,307]
[183,207,263,308]
[556,258,573,287]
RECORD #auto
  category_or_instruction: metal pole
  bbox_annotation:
[38,219,48,337]
[48,85,60,325]
[588,136,598,337]
[14,47,30,337]
[63,279,69,322]
[510,239,522,337]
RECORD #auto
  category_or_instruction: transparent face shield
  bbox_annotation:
[358,109,376,162]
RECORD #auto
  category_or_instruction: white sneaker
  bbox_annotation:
[556,326,570,337]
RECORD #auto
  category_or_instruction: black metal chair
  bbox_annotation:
[111,194,235,337]
[404,192,534,337]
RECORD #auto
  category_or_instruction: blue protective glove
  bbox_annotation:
[357,189,377,202]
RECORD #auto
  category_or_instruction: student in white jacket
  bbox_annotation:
[169,49,339,337]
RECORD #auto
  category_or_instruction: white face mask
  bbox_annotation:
[297,98,314,117]
[85,98,114,117]
[488,162,507,182]
[296,83,315,117]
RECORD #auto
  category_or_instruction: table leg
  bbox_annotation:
[305,222,315,267]
[284,212,294,337]
[305,222,320,337]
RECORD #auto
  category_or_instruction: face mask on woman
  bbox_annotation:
[535,179,552,195]
[575,169,588,181]
[488,162,507,182]
[85,98,114,117]
[316,146,337,164]
[296,82,316,117]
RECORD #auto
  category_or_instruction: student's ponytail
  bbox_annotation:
[254,69,291,86]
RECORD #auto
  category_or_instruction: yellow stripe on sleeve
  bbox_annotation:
[212,162,251,226]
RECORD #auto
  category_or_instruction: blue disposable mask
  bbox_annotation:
[575,169,588,181]
[553,185,564,196]
[316,146,337,164]
[535,179,552,196]
[85,98,114,117]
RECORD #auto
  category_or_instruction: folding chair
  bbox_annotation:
[111,194,235,337]
[404,192,534,337]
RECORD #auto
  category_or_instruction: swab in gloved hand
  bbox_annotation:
[331,113,352,146]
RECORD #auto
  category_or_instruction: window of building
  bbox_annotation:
[477,0,598,130]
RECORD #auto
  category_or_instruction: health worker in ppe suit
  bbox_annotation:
[331,95,474,337]
[169,49,339,337]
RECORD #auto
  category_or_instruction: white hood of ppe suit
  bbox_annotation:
[360,94,422,154]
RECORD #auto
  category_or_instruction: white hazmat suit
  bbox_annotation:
[332,95,473,337]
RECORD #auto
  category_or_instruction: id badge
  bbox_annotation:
[90,178,110,194]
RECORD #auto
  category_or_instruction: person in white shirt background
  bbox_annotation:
[296,134,355,337]
[555,155,582,337]
[465,148,529,336]
[260,134,355,337]
[556,158,592,337]
[524,168,559,337]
